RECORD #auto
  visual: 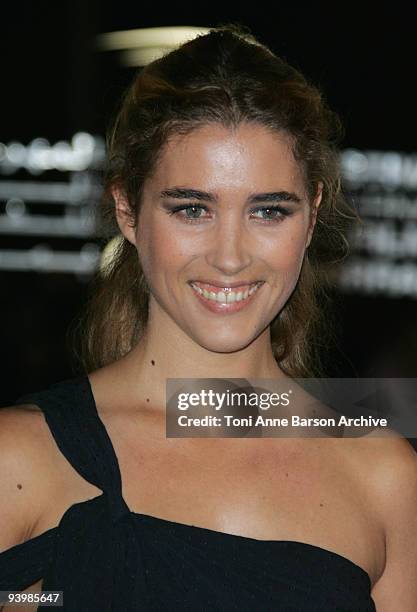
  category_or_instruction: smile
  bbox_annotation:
[188,280,264,314]
[190,281,263,303]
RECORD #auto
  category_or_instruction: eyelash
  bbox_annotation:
[167,204,292,224]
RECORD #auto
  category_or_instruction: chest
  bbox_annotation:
[108,431,384,584]
[119,437,327,517]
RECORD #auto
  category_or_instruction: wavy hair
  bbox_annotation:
[70,23,357,377]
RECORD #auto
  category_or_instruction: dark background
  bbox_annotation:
[2,2,416,403]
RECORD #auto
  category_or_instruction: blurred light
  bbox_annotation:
[5,198,26,218]
[0,177,101,204]
[0,248,100,274]
[31,244,53,268]
[356,220,417,258]
[341,149,368,182]
[358,194,417,219]
[6,142,26,165]
[0,132,105,174]
[0,214,96,236]
[341,149,417,189]
[96,26,210,66]
[80,242,100,263]
[338,259,417,298]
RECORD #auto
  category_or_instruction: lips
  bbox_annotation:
[189,279,264,313]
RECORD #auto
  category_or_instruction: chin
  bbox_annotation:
[191,330,264,355]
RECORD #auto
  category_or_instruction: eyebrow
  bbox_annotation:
[159,187,302,204]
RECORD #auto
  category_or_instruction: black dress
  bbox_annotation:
[0,376,377,611]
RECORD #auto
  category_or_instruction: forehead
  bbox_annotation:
[147,123,305,194]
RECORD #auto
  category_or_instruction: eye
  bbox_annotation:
[167,204,210,223]
[250,206,291,222]
[166,203,292,224]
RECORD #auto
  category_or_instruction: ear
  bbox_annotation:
[112,186,137,246]
[305,182,323,249]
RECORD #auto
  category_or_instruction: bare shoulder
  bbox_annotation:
[343,433,417,609]
[0,404,60,552]
[353,430,417,489]
[338,430,417,503]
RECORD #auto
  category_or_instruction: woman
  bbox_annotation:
[1,24,417,611]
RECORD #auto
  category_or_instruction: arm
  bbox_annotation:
[371,437,417,611]
[0,405,53,611]
[0,405,50,553]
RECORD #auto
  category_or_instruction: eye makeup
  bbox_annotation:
[164,203,294,224]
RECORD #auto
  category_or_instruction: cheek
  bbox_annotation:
[138,221,192,280]
[264,227,307,271]
[262,227,308,296]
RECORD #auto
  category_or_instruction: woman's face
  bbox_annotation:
[116,122,321,353]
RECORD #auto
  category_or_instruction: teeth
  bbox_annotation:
[191,282,262,304]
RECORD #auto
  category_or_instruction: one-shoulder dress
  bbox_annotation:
[0,376,377,610]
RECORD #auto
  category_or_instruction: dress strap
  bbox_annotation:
[0,527,57,590]
[15,376,129,522]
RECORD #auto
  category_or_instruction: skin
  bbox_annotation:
[1,122,417,611]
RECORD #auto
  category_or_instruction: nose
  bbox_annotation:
[205,214,253,275]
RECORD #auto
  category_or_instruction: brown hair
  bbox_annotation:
[70,23,357,377]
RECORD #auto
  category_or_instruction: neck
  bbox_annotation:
[90,303,287,414]
[130,295,285,375]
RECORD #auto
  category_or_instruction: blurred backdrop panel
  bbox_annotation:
[1,2,417,405]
